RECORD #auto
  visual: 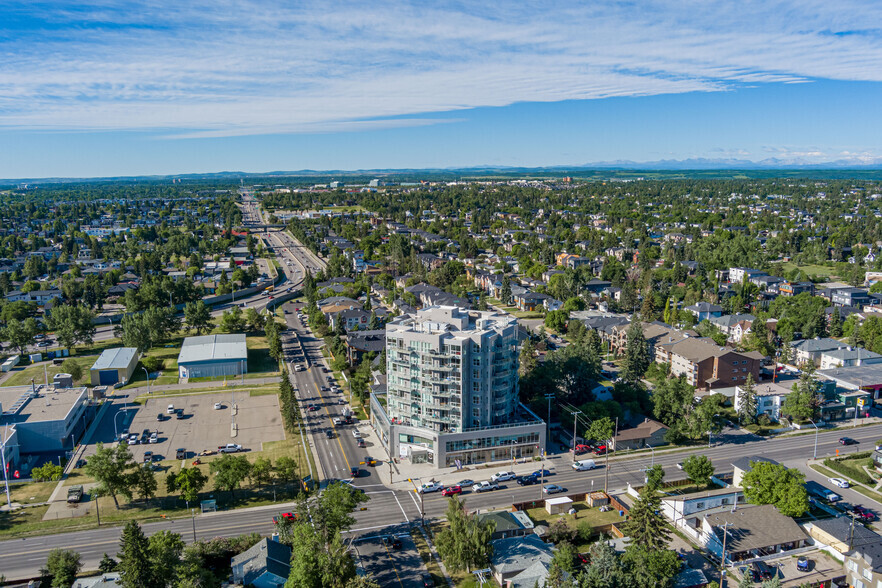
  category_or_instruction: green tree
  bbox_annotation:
[550,540,578,574]
[652,375,694,427]
[4,317,37,355]
[61,358,83,382]
[829,308,843,337]
[130,465,158,502]
[245,307,266,332]
[117,521,153,588]
[741,461,809,517]
[32,462,64,482]
[46,304,96,350]
[313,481,370,540]
[622,545,682,588]
[737,373,758,425]
[175,467,208,505]
[682,454,715,487]
[782,365,820,423]
[220,306,246,333]
[620,321,650,382]
[148,530,185,588]
[42,548,81,588]
[586,416,615,445]
[436,496,495,573]
[184,300,212,335]
[85,442,136,508]
[274,456,298,496]
[98,553,118,574]
[249,457,274,489]
[623,484,670,551]
[210,454,252,499]
[545,309,569,332]
[500,275,512,304]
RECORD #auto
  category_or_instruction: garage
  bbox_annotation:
[90,347,139,386]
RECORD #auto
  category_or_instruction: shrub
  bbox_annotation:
[823,458,875,485]
[141,356,164,373]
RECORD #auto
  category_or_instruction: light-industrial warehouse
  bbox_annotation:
[89,347,139,386]
[177,334,248,379]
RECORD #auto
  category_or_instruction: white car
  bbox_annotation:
[829,477,850,488]
[418,481,443,494]
[332,417,342,425]
[352,430,362,438]
[472,481,499,493]
[213,403,223,410]
[490,471,516,482]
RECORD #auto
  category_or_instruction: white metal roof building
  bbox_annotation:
[177,334,248,379]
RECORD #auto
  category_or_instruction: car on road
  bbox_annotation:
[829,477,850,488]
[543,484,565,495]
[573,459,597,471]
[420,573,433,587]
[419,481,443,493]
[320,385,330,392]
[364,456,377,466]
[294,365,304,372]
[441,485,462,497]
[307,405,318,412]
[458,479,474,487]
[352,430,362,438]
[272,512,298,524]
[167,404,175,414]
[350,466,359,478]
[839,437,859,445]
[36,341,51,347]
[472,481,500,493]
[332,417,342,425]
[325,430,334,438]
[338,398,345,404]
[384,535,402,550]
[156,413,164,421]
[517,474,539,486]
[490,471,516,482]
[356,438,366,448]
[176,448,186,459]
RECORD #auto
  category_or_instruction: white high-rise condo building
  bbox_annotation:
[371,306,546,468]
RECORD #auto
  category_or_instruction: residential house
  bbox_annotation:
[329,307,371,332]
[819,347,882,370]
[734,380,797,422]
[490,534,555,587]
[832,287,872,308]
[475,510,535,540]
[729,267,767,284]
[751,274,785,291]
[543,297,563,312]
[582,278,612,294]
[702,504,806,562]
[779,280,815,297]
[684,302,723,322]
[343,330,385,364]
[612,418,669,450]
[728,320,754,344]
[732,455,779,487]
[791,338,848,366]
[661,487,744,542]
[513,291,549,312]
[808,516,882,555]
[845,538,882,588]
[708,313,756,337]
[231,537,292,588]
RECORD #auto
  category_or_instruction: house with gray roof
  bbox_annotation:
[708,313,756,336]
[732,455,779,487]
[702,504,806,561]
[490,534,555,587]
[791,337,848,365]
[819,347,882,370]
[231,537,292,588]
[684,302,723,322]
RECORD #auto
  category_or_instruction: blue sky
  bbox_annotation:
[3,1,882,178]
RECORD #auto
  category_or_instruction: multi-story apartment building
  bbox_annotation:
[373,306,546,468]
[666,337,762,390]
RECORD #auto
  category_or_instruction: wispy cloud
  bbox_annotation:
[2,0,882,136]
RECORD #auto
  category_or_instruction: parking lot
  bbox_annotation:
[119,390,286,462]
[354,531,430,588]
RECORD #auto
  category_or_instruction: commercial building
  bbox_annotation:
[90,347,139,386]
[372,306,545,467]
[177,334,248,379]
[0,385,93,472]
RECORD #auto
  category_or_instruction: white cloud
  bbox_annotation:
[2,0,882,136]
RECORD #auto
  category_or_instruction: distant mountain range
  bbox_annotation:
[5,158,882,184]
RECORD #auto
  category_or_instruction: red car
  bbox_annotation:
[441,485,462,497]
[573,444,591,455]
[594,444,608,455]
[272,512,297,524]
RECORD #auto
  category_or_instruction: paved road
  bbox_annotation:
[5,419,881,579]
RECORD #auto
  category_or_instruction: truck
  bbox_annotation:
[67,485,84,504]
[472,481,500,493]
[218,443,243,453]
[805,480,841,502]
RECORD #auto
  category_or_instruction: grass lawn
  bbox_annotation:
[7,480,57,504]
[526,502,623,530]
[410,529,448,587]
[2,355,96,387]
[775,262,840,279]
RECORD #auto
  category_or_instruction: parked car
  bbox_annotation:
[543,484,565,495]
[213,403,223,410]
[419,481,443,494]
[332,417,342,425]
[472,481,500,493]
[127,434,139,445]
[441,485,462,497]
[797,556,810,572]
[218,443,243,453]
[175,409,185,419]
[829,477,850,488]
[176,448,187,459]
[156,413,164,421]
[149,432,158,444]
[490,471,516,482]
[839,437,858,445]
[143,451,153,463]
[751,561,773,581]
[352,430,362,438]
[573,444,591,454]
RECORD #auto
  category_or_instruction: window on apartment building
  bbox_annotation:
[473,396,481,405]
[473,382,481,391]
[695,502,704,509]
[732,376,737,381]
[473,408,480,417]
[847,560,858,572]
[473,370,480,379]
[473,357,481,366]
[865,568,874,581]
[855,579,865,588]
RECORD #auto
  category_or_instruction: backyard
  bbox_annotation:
[1,355,96,387]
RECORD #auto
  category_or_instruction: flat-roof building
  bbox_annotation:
[90,347,139,386]
[177,334,248,379]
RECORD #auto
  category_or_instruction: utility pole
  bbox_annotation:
[572,410,582,463]
[191,508,197,543]
[604,417,617,493]
[719,521,731,588]
[544,393,555,442]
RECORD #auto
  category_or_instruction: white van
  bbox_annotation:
[167,404,175,414]
[572,459,597,471]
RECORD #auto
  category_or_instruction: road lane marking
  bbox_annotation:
[392,492,410,523]
[314,381,351,471]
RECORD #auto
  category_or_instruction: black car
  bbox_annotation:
[175,409,185,419]
[350,466,359,478]
[175,448,186,459]
[751,561,773,581]
[385,535,402,550]
[517,474,539,486]
[156,413,164,421]
[420,573,433,588]
[325,430,334,438]
[839,437,858,445]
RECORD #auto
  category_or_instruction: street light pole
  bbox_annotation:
[114,409,127,440]
[142,367,151,395]
[191,508,197,542]
[808,418,819,460]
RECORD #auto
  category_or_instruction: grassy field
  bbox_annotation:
[2,355,96,387]
[775,262,840,279]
